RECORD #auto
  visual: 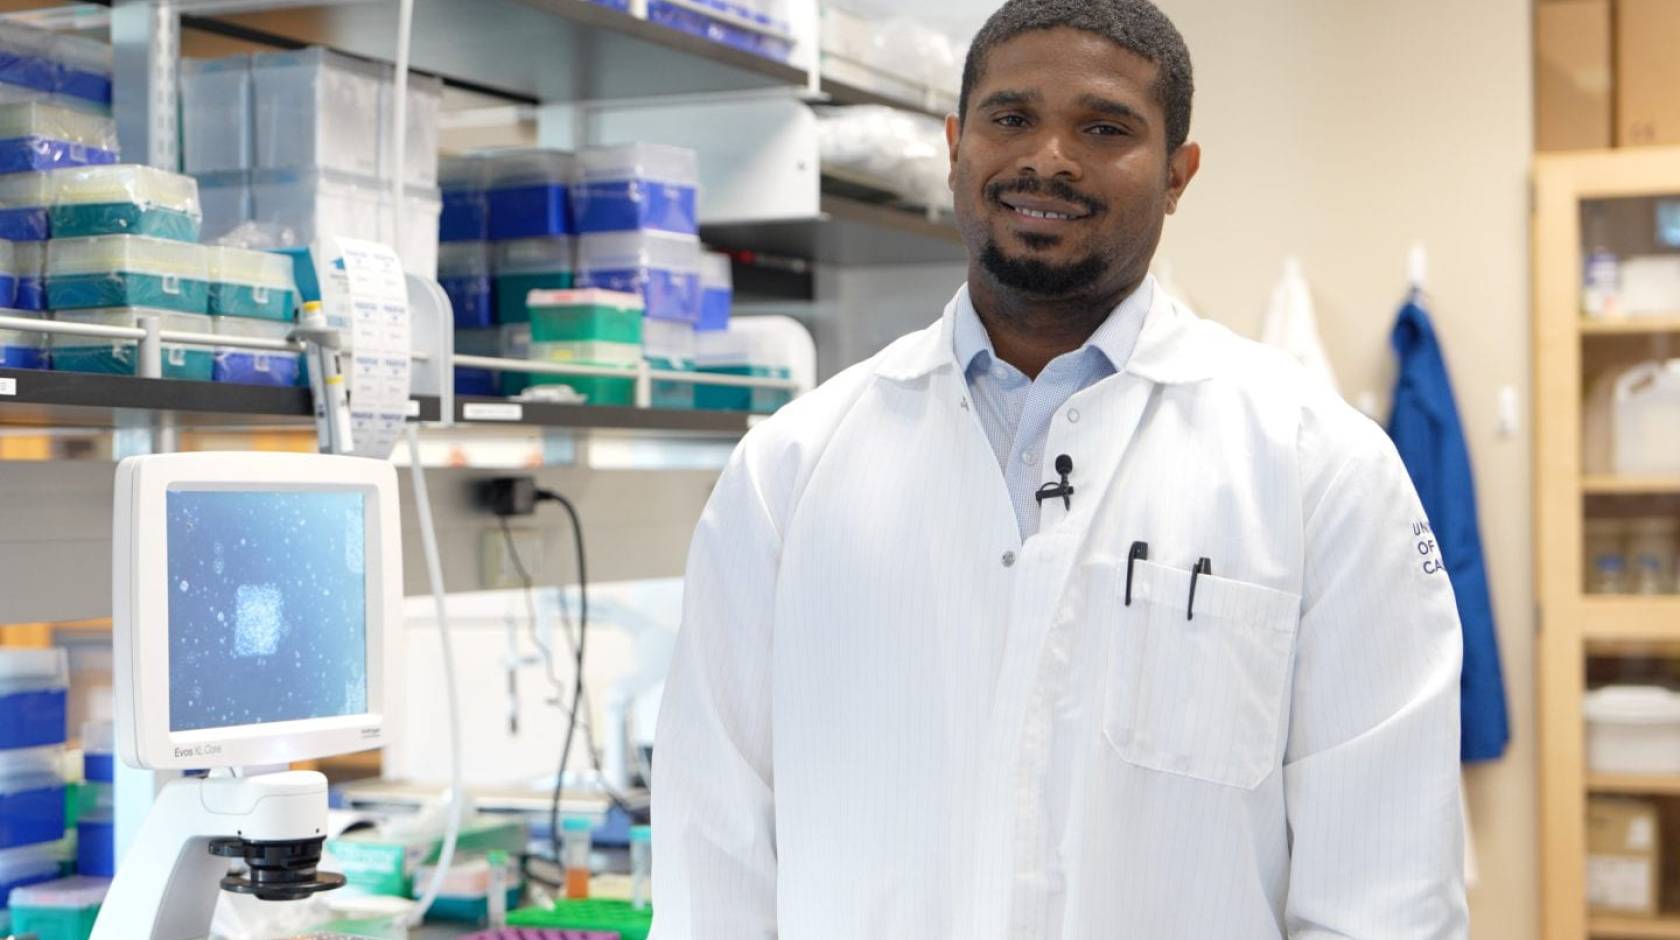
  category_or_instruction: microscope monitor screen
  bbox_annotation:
[114,452,401,770]
[165,490,369,732]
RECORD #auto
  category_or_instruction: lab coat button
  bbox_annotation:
[1067,408,1080,423]
[1022,451,1037,466]
[1002,551,1017,568]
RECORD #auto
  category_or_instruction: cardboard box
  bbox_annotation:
[1617,0,1680,146]
[1537,0,1613,151]
[1588,797,1661,915]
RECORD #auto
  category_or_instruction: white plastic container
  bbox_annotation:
[181,55,253,175]
[1586,685,1680,774]
[250,167,383,246]
[194,171,252,243]
[252,47,383,179]
[1614,361,1680,474]
[380,70,442,187]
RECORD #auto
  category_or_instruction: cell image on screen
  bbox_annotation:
[166,489,369,733]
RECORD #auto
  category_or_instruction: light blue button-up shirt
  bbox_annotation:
[953,277,1154,539]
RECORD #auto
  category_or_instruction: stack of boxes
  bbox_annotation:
[0,98,119,372]
[40,164,301,387]
[182,47,442,278]
[0,649,70,931]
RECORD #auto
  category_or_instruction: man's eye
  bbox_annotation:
[1088,124,1127,137]
[995,114,1028,128]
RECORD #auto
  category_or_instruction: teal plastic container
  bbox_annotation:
[205,246,296,321]
[47,165,203,242]
[7,876,107,940]
[48,204,200,242]
[46,236,210,314]
[493,236,575,325]
[50,309,214,381]
[695,364,792,412]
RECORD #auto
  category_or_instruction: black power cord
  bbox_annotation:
[534,487,590,875]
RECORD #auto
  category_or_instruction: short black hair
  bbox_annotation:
[959,0,1195,152]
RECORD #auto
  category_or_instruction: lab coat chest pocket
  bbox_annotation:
[1102,560,1302,790]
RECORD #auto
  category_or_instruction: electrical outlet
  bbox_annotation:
[481,526,545,590]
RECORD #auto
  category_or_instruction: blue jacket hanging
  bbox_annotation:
[1386,296,1510,762]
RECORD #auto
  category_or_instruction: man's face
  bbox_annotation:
[947,27,1199,300]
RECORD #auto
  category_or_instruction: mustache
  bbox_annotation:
[985,177,1106,216]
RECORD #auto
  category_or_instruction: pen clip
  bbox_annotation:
[1187,557,1211,621]
[1125,541,1148,606]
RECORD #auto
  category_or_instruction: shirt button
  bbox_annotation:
[1002,551,1016,567]
[1067,408,1080,423]
[992,366,1008,380]
[1022,451,1037,466]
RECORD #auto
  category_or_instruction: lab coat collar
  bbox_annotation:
[872,280,1219,386]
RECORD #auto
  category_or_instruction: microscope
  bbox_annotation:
[92,452,403,940]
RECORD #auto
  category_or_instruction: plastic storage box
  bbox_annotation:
[440,241,492,329]
[49,165,202,242]
[494,236,575,324]
[408,855,522,924]
[648,0,792,62]
[528,289,643,345]
[0,747,65,850]
[212,316,299,387]
[76,721,113,879]
[381,70,442,188]
[0,651,65,750]
[47,236,209,313]
[181,55,253,175]
[0,240,19,309]
[205,246,295,320]
[383,184,441,277]
[0,843,60,916]
[487,149,575,241]
[51,309,214,381]
[1614,360,1680,474]
[251,167,381,246]
[50,34,112,109]
[1586,685,1680,774]
[695,319,793,412]
[699,250,732,332]
[577,231,700,323]
[0,102,115,175]
[454,326,501,397]
[0,27,55,101]
[0,172,52,242]
[195,171,252,243]
[0,310,45,369]
[501,322,533,396]
[13,242,43,311]
[440,154,490,243]
[573,144,699,236]
[8,876,108,940]
[645,316,697,409]
[252,47,383,179]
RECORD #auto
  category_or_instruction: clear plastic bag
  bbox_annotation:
[49,164,203,241]
[815,104,952,211]
[0,101,117,174]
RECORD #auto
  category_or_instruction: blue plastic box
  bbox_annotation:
[699,250,732,332]
[0,748,65,851]
[486,149,575,240]
[577,230,701,324]
[439,241,493,329]
[212,316,299,387]
[574,144,699,236]
[14,242,43,311]
[0,172,51,242]
[0,650,66,751]
[648,0,793,62]
[0,310,46,370]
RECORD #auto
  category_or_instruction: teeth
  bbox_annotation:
[1014,206,1076,221]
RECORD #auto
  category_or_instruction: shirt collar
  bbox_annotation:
[951,276,1155,377]
[872,278,1221,386]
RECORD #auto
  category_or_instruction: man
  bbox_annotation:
[653,1,1467,937]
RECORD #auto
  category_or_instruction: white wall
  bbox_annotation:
[840,1,1538,934]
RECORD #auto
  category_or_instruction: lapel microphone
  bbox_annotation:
[1034,454,1075,511]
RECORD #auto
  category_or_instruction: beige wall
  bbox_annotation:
[1153,2,1537,937]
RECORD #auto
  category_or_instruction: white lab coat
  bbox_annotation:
[653,285,1467,939]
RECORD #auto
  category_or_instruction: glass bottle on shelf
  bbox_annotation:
[1582,203,1621,319]
[1591,553,1629,595]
